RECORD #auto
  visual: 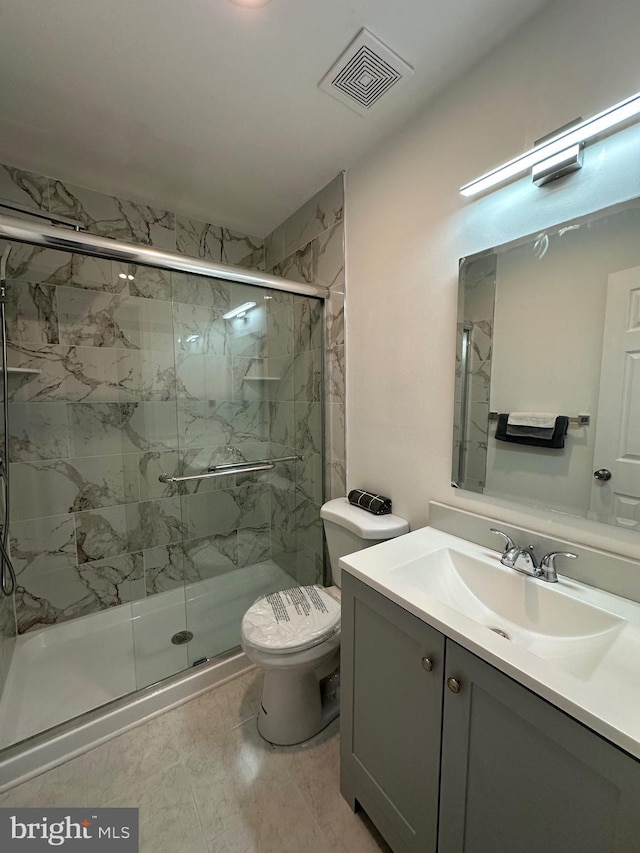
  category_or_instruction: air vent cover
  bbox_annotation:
[319,29,414,116]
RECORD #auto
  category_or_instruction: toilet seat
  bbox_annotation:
[241,586,341,656]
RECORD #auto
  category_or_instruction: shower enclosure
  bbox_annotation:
[0,213,326,763]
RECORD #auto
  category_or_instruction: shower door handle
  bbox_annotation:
[159,463,274,484]
[158,454,301,484]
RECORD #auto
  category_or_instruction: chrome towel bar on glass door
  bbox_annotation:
[158,455,301,484]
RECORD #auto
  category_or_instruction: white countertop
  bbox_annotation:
[340,526,640,760]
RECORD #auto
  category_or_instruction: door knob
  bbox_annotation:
[421,657,434,672]
[593,469,612,481]
[447,677,461,694]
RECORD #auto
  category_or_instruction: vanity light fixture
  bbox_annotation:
[531,142,583,187]
[227,0,273,7]
[222,301,257,320]
[460,89,640,197]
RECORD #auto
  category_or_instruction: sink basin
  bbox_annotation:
[391,546,623,637]
[390,545,626,679]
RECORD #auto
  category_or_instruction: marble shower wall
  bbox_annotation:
[265,174,345,494]
[0,298,13,684]
[263,174,345,584]
[0,164,264,268]
[0,593,15,696]
[0,163,299,634]
[264,293,325,585]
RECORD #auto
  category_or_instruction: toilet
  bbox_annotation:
[240,497,409,745]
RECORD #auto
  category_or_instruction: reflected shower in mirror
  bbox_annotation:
[453,195,640,531]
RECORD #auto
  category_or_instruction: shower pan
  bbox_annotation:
[0,213,327,786]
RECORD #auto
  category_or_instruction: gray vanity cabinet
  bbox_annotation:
[341,573,640,853]
[340,572,445,853]
[439,641,640,853]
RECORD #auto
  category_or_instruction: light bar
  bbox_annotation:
[460,89,640,197]
[222,301,257,320]
[531,143,583,187]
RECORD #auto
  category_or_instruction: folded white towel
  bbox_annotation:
[507,412,558,429]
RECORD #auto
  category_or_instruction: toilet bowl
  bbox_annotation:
[241,497,409,745]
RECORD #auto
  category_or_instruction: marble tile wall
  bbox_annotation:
[0,163,320,634]
[0,162,338,633]
[0,376,13,690]
[0,164,265,266]
[264,174,345,583]
[0,593,15,696]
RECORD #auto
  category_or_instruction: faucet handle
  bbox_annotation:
[540,551,578,583]
[490,528,518,553]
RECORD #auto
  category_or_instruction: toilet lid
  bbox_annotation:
[242,586,341,654]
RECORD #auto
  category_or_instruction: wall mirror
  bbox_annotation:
[453,195,640,532]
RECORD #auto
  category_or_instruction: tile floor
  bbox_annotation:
[0,669,391,853]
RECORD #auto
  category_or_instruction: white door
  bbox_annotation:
[589,266,640,528]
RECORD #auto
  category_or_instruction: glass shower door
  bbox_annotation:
[0,227,327,749]
[170,272,326,666]
[0,241,189,735]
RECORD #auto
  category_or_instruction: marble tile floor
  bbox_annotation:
[0,669,391,853]
[0,561,295,747]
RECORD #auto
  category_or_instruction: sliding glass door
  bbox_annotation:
[0,237,325,746]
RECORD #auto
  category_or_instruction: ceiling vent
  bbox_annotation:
[319,29,414,116]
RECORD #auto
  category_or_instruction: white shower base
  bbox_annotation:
[0,561,294,749]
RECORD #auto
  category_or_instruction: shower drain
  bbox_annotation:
[171,630,194,645]
[489,627,510,639]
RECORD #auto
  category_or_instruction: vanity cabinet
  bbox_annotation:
[341,573,640,853]
[340,572,445,853]
[438,640,640,853]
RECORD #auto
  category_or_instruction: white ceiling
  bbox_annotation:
[0,0,550,236]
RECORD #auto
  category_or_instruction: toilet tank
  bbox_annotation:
[320,498,409,587]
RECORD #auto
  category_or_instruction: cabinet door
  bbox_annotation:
[340,573,444,853]
[439,641,640,853]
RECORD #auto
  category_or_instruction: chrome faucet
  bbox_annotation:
[539,551,578,583]
[490,529,577,583]
[490,529,540,576]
